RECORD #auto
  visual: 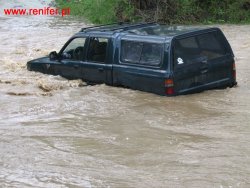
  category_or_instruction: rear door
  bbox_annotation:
[173,36,206,93]
[195,30,234,88]
[173,30,234,94]
[82,36,112,84]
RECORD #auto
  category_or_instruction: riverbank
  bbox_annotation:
[1,0,250,187]
[55,0,250,24]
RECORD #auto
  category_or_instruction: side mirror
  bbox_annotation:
[49,51,58,60]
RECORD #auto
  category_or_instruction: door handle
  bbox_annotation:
[200,65,208,74]
[200,59,208,74]
[73,64,79,69]
[201,60,208,64]
[98,67,104,72]
[201,69,208,74]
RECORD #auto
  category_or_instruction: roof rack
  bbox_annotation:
[80,22,126,32]
[108,22,157,31]
[80,22,157,32]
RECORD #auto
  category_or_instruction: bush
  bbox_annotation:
[56,0,118,24]
[55,0,250,24]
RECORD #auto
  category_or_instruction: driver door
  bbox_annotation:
[54,37,86,79]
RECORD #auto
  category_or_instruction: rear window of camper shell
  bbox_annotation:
[173,31,228,68]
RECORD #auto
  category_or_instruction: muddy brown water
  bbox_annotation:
[1,2,250,188]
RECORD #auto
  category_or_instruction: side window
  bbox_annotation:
[87,37,108,63]
[140,43,163,65]
[121,40,163,66]
[62,38,86,61]
[121,41,142,63]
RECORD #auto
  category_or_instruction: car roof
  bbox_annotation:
[77,22,219,40]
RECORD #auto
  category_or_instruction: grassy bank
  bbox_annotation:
[55,0,133,24]
[56,0,250,24]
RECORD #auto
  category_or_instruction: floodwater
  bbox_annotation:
[1,1,250,188]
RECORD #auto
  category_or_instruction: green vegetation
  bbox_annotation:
[55,0,134,24]
[56,0,250,24]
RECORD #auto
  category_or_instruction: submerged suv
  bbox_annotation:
[27,22,237,96]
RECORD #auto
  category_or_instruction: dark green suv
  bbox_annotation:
[27,22,237,96]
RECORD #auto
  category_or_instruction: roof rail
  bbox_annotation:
[109,22,157,31]
[80,22,127,32]
[80,22,157,32]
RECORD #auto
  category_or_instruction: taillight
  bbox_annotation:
[232,62,236,80]
[165,79,175,95]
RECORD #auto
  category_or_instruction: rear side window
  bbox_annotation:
[174,31,228,67]
[87,37,108,63]
[121,40,163,66]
